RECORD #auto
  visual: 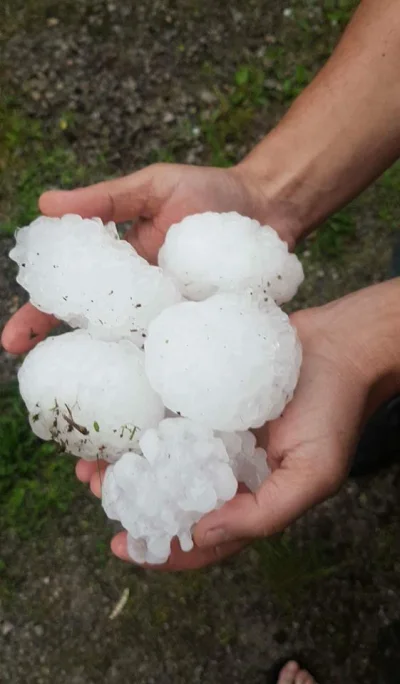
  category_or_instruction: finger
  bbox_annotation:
[110,531,245,571]
[90,468,108,497]
[194,455,342,548]
[39,165,174,224]
[125,217,163,265]
[75,458,107,483]
[1,303,58,354]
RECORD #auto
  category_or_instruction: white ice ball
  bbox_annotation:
[102,418,267,565]
[145,292,302,431]
[18,330,165,461]
[158,211,304,304]
[10,214,181,346]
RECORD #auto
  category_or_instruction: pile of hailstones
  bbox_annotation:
[11,212,304,564]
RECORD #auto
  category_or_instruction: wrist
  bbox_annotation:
[235,120,336,245]
[230,156,305,250]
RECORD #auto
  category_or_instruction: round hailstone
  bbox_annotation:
[158,211,304,304]
[145,292,302,431]
[10,214,181,347]
[18,330,165,462]
[102,418,268,565]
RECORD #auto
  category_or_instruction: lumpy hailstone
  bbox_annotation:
[101,418,269,564]
[218,429,270,493]
[18,330,165,462]
[145,292,302,432]
[158,211,304,304]
[10,214,181,346]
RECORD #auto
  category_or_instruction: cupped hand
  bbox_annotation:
[75,283,397,571]
[3,164,396,572]
[1,162,296,354]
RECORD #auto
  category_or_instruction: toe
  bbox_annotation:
[295,669,316,684]
[277,660,300,683]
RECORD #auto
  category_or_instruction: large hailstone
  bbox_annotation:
[10,214,181,346]
[18,330,165,461]
[158,211,304,304]
[101,418,269,565]
[145,292,302,431]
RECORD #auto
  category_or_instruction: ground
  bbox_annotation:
[1,1,400,682]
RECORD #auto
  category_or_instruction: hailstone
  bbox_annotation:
[101,417,269,564]
[145,292,302,431]
[18,330,165,461]
[218,429,270,493]
[158,211,303,304]
[10,214,181,346]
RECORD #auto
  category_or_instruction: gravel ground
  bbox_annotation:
[1,2,400,683]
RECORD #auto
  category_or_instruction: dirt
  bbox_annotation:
[1,1,400,683]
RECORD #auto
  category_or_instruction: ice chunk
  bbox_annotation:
[217,431,270,493]
[101,418,238,564]
[102,417,269,564]
[18,329,165,461]
[158,211,303,304]
[145,292,302,431]
[10,214,181,346]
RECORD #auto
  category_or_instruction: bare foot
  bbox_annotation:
[277,660,318,684]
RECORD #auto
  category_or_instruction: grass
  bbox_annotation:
[0,381,76,538]
[254,534,343,606]
[299,209,357,260]
[200,64,268,167]
[0,97,108,237]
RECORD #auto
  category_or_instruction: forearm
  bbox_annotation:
[239,0,400,240]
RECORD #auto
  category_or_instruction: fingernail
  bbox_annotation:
[201,528,231,547]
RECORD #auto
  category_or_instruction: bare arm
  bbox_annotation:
[239,0,400,240]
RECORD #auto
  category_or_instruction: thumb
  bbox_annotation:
[39,163,176,224]
[194,451,343,548]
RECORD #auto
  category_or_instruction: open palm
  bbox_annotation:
[77,300,369,570]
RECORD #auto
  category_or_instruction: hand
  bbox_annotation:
[75,281,400,571]
[1,162,298,354]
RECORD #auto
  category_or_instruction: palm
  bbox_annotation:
[75,307,368,571]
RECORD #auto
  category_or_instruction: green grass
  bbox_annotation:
[198,59,315,168]
[200,65,267,167]
[0,381,76,537]
[0,98,108,237]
